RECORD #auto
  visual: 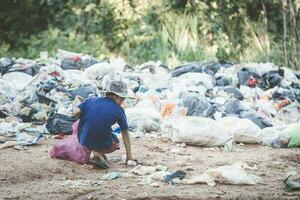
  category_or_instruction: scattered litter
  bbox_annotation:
[127,160,138,166]
[132,165,156,176]
[206,162,261,185]
[0,51,300,156]
[101,171,120,180]
[164,170,186,185]
[284,175,300,192]
[16,132,44,146]
[183,162,260,187]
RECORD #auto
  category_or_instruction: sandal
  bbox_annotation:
[89,159,110,169]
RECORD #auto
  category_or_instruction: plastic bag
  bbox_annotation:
[284,175,300,192]
[175,72,215,89]
[218,116,262,143]
[216,75,230,86]
[206,162,260,185]
[50,121,91,164]
[261,127,280,146]
[237,67,261,86]
[125,108,161,132]
[164,116,232,147]
[240,111,273,129]
[83,58,126,80]
[181,94,214,118]
[223,99,245,116]
[222,87,244,100]
[16,132,44,146]
[171,62,204,77]
[160,103,187,118]
[286,123,300,148]
[2,72,33,91]
[46,113,76,135]
[68,85,97,100]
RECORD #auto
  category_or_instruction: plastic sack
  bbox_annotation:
[206,162,260,185]
[2,72,33,91]
[50,121,91,164]
[218,116,262,143]
[0,79,18,99]
[164,116,232,147]
[125,108,161,132]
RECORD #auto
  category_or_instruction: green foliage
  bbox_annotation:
[1,0,299,68]
[9,28,110,59]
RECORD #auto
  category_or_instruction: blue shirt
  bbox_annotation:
[77,97,128,150]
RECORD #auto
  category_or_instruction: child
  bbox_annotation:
[73,81,134,168]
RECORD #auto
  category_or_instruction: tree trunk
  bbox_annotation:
[261,0,270,59]
[282,0,288,67]
[288,0,299,69]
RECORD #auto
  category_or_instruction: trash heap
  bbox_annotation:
[0,49,300,149]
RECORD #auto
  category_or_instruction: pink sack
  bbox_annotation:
[50,120,91,164]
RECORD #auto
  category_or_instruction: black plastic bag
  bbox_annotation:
[61,58,82,70]
[223,99,245,116]
[240,111,273,129]
[46,113,76,135]
[0,58,14,75]
[222,86,244,100]
[237,67,261,86]
[216,75,230,86]
[181,94,215,118]
[81,57,98,68]
[260,71,283,89]
[272,87,296,101]
[171,62,204,77]
[68,85,98,100]
[203,62,222,74]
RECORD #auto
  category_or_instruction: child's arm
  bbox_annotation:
[121,130,133,162]
[73,96,83,118]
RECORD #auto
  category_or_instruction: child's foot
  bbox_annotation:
[90,158,110,169]
[103,154,108,162]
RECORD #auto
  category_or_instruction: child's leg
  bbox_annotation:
[93,140,120,161]
[92,136,120,160]
[93,149,115,160]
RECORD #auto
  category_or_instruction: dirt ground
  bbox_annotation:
[1,134,300,200]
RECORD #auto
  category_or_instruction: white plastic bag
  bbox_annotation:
[2,72,33,91]
[83,58,126,81]
[261,127,280,146]
[125,108,161,132]
[206,162,260,185]
[163,116,232,147]
[175,73,215,89]
[218,116,262,143]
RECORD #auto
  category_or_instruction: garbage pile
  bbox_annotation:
[0,49,300,149]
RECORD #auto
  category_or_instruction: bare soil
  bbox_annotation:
[1,135,300,200]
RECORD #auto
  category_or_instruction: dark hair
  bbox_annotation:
[106,92,118,98]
